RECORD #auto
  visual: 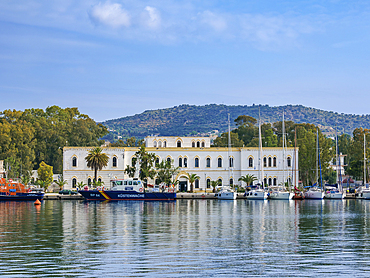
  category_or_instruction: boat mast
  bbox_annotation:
[294,127,297,189]
[316,129,319,186]
[318,129,323,190]
[364,133,367,187]
[228,113,231,188]
[258,108,264,187]
[335,125,339,187]
[282,110,287,190]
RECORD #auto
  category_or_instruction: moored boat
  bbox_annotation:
[0,178,44,201]
[78,178,176,201]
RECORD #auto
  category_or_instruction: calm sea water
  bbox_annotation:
[1,199,370,277]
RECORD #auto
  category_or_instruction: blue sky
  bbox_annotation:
[1,0,370,122]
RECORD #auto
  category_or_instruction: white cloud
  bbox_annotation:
[89,2,130,28]
[142,6,161,29]
[199,10,227,32]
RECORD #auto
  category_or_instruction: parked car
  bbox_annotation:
[59,189,78,195]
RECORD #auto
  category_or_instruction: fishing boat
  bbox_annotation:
[217,114,237,200]
[78,178,176,201]
[269,111,293,200]
[304,129,324,199]
[0,178,44,201]
[245,109,268,200]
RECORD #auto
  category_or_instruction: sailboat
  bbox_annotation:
[360,133,370,199]
[324,126,344,199]
[245,109,268,200]
[269,111,294,200]
[304,129,325,199]
[217,114,237,200]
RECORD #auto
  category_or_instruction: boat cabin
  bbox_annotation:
[110,178,144,192]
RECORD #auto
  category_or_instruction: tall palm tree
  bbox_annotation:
[85,147,109,183]
[238,174,258,189]
[185,173,200,192]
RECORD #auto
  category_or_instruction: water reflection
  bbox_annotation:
[0,199,370,277]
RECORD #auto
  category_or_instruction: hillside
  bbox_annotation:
[102,104,370,140]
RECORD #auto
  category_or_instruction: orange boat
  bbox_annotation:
[0,178,44,201]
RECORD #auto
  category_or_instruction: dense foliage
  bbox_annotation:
[0,106,108,179]
[102,104,370,140]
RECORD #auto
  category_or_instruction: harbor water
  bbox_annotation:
[1,199,370,277]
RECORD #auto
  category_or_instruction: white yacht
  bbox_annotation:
[304,186,324,199]
[245,186,268,200]
[324,186,344,199]
[269,186,294,200]
[217,187,237,200]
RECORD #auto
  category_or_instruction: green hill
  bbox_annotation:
[102,104,370,140]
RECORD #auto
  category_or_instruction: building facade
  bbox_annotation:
[63,136,299,191]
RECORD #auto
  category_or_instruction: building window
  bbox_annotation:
[207,179,211,188]
[249,157,253,168]
[268,157,272,167]
[197,141,200,148]
[112,157,117,167]
[153,141,157,147]
[184,158,188,167]
[273,157,277,167]
[131,158,136,167]
[287,157,291,167]
[179,157,183,167]
[158,141,162,148]
[88,178,92,186]
[72,178,76,188]
[155,179,160,185]
[273,178,277,186]
[177,140,181,147]
[195,157,199,168]
[192,142,195,147]
[155,158,159,167]
[230,179,233,186]
[263,157,267,168]
[166,157,171,166]
[163,141,167,148]
[218,158,222,167]
[195,179,199,188]
[263,178,267,186]
[229,157,234,168]
[72,157,77,167]
[218,179,222,186]
[98,178,101,183]
[201,142,205,148]
[206,158,211,168]
[268,178,272,186]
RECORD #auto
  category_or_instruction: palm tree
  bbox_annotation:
[55,174,67,190]
[185,173,200,192]
[210,180,220,193]
[238,174,258,189]
[85,147,109,182]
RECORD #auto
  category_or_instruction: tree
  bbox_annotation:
[55,174,67,190]
[155,160,180,186]
[213,132,244,147]
[185,173,200,192]
[124,146,156,182]
[37,161,53,191]
[210,180,220,193]
[238,174,258,188]
[85,147,109,182]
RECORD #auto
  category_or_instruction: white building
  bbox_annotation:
[63,136,298,191]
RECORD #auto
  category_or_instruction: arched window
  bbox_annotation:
[273,157,277,167]
[155,179,160,185]
[268,178,272,186]
[72,178,77,188]
[192,142,195,147]
[197,141,200,148]
[273,178,277,186]
[179,157,183,167]
[153,141,157,147]
[218,179,222,187]
[201,142,205,148]
[112,157,117,167]
[229,157,234,168]
[158,141,162,148]
[263,157,267,167]
[206,158,211,168]
[166,157,171,166]
[195,157,199,168]
[230,178,233,186]
[195,179,199,188]
[72,157,77,167]
[268,157,272,167]
[249,157,253,168]
[263,178,267,186]
[206,178,211,188]
[155,158,159,167]
[88,178,92,186]
[287,157,291,167]
[98,178,101,183]
[218,158,222,167]
[184,158,188,167]
[163,141,167,148]
[177,140,181,147]
[131,158,136,167]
